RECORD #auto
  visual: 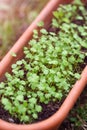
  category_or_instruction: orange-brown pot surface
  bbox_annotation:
[0,0,87,130]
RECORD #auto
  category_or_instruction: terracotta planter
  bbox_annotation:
[0,0,87,130]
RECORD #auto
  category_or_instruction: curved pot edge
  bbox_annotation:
[0,0,87,130]
[0,66,87,130]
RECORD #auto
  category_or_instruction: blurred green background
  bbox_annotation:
[0,0,48,60]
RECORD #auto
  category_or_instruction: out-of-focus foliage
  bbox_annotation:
[0,0,47,60]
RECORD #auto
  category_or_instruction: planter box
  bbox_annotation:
[0,0,87,130]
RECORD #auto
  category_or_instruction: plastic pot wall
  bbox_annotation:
[0,0,87,130]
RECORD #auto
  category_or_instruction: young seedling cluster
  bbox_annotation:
[0,1,87,123]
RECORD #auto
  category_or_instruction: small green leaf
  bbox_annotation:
[40,29,48,35]
[16,60,23,65]
[32,113,38,119]
[11,64,17,69]
[29,98,37,104]
[37,21,44,27]
[74,73,81,79]
[0,82,5,89]
[35,105,42,112]
[16,95,24,102]
[52,18,59,27]
[11,52,17,57]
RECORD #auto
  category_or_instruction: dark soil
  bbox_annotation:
[0,2,87,129]
[59,86,87,130]
[0,100,64,124]
[0,86,87,129]
[34,100,64,123]
[0,105,20,123]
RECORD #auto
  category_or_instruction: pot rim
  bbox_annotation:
[0,0,87,130]
[0,66,87,130]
